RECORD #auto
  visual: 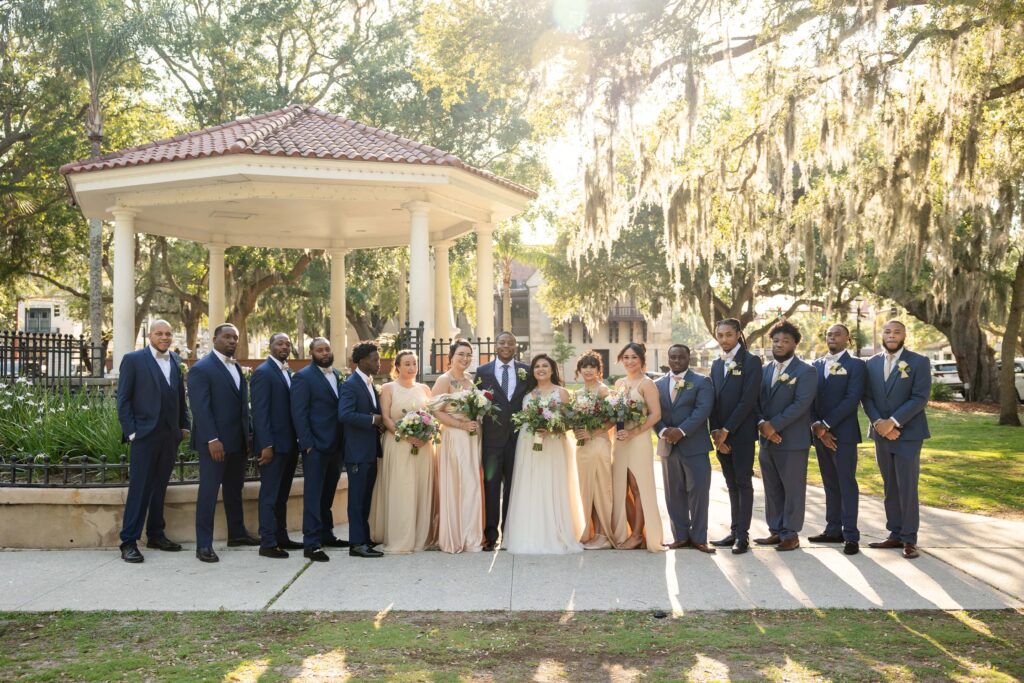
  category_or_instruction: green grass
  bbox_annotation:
[0,610,1020,681]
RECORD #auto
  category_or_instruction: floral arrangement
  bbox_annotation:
[512,395,569,451]
[394,409,440,454]
[565,390,611,446]
[440,387,499,423]
[607,389,646,429]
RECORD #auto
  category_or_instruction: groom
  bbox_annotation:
[476,331,530,551]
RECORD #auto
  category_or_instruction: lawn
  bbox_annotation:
[0,609,1021,681]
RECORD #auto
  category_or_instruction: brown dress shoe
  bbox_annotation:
[776,536,800,551]
[902,544,920,559]
[693,543,717,554]
[754,534,781,545]
[868,539,904,549]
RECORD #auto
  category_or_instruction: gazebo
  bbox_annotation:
[60,104,536,371]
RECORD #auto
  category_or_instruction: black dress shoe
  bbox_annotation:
[349,544,384,558]
[711,535,736,547]
[482,541,497,552]
[808,532,845,543]
[196,547,219,563]
[303,548,330,562]
[226,535,260,547]
[277,538,304,550]
[259,546,289,559]
[146,537,182,552]
[844,541,860,556]
[120,542,144,563]
[322,538,351,548]
[731,538,750,555]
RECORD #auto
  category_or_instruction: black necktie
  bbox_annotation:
[501,364,510,400]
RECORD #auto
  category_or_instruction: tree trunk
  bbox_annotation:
[948,298,999,403]
[296,306,305,359]
[87,127,103,365]
[999,252,1024,425]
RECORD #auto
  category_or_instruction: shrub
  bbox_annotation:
[930,383,954,401]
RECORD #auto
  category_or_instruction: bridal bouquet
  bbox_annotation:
[394,409,440,454]
[512,396,569,451]
[607,390,646,430]
[440,387,499,423]
[566,390,612,446]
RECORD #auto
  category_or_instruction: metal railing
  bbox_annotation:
[0,330,107,382]
[396,322,530,378]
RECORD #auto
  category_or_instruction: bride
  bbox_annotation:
[503,353,585,554]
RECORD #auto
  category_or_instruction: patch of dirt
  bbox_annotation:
[928,400,1023,415]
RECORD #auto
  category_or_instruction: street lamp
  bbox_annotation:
[853,296,864,357]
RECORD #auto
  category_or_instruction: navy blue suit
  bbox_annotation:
[862,348,931,545]
[250,357,299,549]
[475,359,531,544]
[709,346,763,540]
[811,351,866,541]
[654,370,714,544]
[290,363,346,549]
[116,347,189,545]
[187,352,251,549]
[758,356,817,541]
[338,371,384,546]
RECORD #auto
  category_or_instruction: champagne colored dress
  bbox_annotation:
[610,383,665,552]
[436,377,484,553]
[369,382,437,554]
[575,423,614,550]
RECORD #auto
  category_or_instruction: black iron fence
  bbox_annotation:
[397,321,530,377]
[0,330,108,382]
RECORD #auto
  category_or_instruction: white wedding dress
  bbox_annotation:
[504,389,585,554]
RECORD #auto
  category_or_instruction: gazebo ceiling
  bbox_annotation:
[60,105,535,249]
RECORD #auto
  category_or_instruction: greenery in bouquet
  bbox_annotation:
[607,389,646,429]
[512,395,568,451]
[394,409,440,454]
[566,390,612,446]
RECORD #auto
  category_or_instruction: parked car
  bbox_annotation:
[997,358,1024,403]
[931,361,963,394]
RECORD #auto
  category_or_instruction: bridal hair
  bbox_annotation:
[351,340,380,364]
[616,342,647,366]
[575,350,604,378]
[714,318,746,347]
[448,338,473,360]
[390,349,417,379]
[526,353,563,388]
[769,320,802,344]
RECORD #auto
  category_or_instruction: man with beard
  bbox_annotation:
[290,337,349,562]
[862,320,931,559]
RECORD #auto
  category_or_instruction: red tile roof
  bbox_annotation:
[60,104,536,198]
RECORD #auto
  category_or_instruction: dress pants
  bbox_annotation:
[814,440,860,541]
[482,437,517,543]
[660,451,712,545]
[874,438,922,545]
[120,424,179,544]
[195,447,247,549]
[759,445,808,541]
[716,440,755,540]
[301,449,342,549]
[346,460,378,546]
[258,449,298,549]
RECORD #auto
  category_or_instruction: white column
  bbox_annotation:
[111,209,138,373]
[433,239,456,340]
[475,223,495,340]
[407,201,432,341]
[329,247,348,368]
[207,241,226,339]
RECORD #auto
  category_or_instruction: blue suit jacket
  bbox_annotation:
[187,353,250,456]
[338,372,383,464]
[654,370,714,456]
[289,363,344,454]
[862,349,931,441]
[758,356,817,451]
[250,357,298,453]
[116,347,189,441]
[811,352,865,444]
[710,346,763,445]
[475,359,531,448]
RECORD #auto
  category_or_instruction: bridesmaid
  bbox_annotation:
[369,350,437,553]
[574,351,614,549]
[610,342,665,552]
[431,339,485,554]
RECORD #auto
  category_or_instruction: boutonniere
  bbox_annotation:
[178,361,189,377]
[778,373,798,385]
[240,366,252,381]
[897,360,910,379]
[725,360,741,376]
[373,383,382,395]
[673,380,694,395]
[517,368,527,381]
[828,364,848,376]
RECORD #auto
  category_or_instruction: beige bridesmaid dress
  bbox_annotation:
[576,427,614,549]
[610,383,664,552]
[435,379,485,553]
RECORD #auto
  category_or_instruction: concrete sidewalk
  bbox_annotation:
[2,470,1021,612]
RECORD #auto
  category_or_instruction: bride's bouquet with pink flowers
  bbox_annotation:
[566,390,612,446]
[512,395,569,451]
[394,409,440,454]
[607,390,646,430]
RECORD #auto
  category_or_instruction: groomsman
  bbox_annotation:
[809,324,866,555]
[654,344,716,553]
[115,320,189,563]
[862,320,931,559]
[475,331,530,551]
[755,321,817,551]
[290,337,349,562]
[338,341,385,558]
[709,319,763,554]
[250,333,302,559]
[188,323,258,563]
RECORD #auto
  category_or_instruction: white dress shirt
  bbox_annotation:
[882,347,906,427]
[271,356,291,388]
[355,367,377,408]
[771,356,795,385]
[658,371,689,439]
[319,365,338,397]
[150,345,171,385]
[822,349,848,377]
[720,346,739,380]
[496,360,518,399]
[213,349,240,390]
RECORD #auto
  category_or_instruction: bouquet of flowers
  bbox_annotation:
[445,387,500,423]
[394,409,440,454]
[566,390,612,446]
[607,389,646,430]
[512,395,569,451]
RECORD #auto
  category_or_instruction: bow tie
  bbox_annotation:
[155,352,169,360]
[224,356,237,364]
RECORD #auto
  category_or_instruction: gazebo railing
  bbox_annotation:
[396,322,529,377]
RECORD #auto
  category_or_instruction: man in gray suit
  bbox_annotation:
[654,344,716,553]
[755,321,818,551]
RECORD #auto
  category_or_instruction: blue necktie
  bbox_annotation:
[501,363,510,400]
